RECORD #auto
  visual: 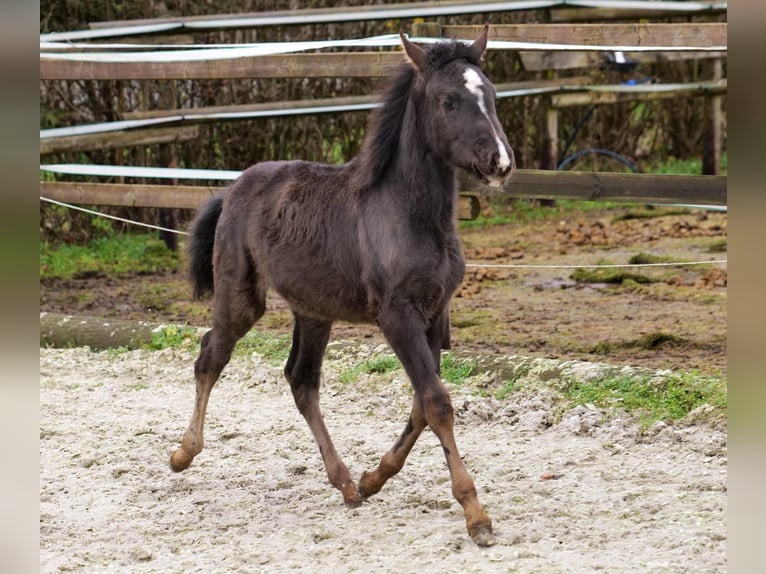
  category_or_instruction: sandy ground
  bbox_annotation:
[40,346,726,573]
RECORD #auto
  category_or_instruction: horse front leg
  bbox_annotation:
[358,307,447,497]
[375,305,495,547]
[358,399,426,498]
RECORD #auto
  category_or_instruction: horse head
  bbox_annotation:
[400,26,515,188]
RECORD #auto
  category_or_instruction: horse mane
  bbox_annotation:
[350,40,482,191]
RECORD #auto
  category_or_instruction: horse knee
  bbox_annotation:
[289,382,317,416]
[422,389,454,429]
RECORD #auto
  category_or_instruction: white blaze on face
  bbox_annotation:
[462,68,511,171]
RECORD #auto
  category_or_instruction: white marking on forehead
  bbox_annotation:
[462,67,511,170]
[463,68,488,113]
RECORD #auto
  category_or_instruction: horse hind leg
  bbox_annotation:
[170,280,265,472]
[285,314,361,507]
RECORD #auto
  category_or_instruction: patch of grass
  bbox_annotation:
[636,332,686,350]
[564,371,726,430]
[627,253,677,265]
[460,198,624,230]
[148,324,199,351]
[451,308,494,329]
[235,330,292,363]
[589,332,689,355]
[611,206,692,222]
[706,239,728,253]
[340,355,401,384]
[40,233,180,279]
[492,364,530,400]
[646,153,727,176]
[441,352,478,386]
[570,264,657,285]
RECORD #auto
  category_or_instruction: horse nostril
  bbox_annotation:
[489,152,499,170]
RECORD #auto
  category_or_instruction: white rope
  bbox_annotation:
[41,197,726,269]
[39,34,727,64]
[465,260,725,269]
[40,196,187,236]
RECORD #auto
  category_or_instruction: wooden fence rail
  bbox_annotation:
[40,170,727,217]
[40,21,726,81]
[432,23,727,47]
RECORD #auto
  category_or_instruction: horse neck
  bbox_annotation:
[392,101,458,225]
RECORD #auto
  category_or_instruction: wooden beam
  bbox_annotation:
[442,23,727,48]
[40,51,404,81]
[40,181,481,220]
[41,181,221,210]
[122,94,378,120]
[460,170,726,206]
[42,170,727,211]
[40,312,206,351]
[549,5,727,22]
[518,50,726,72]
[118,77,593,121]
[551,82,727,108]
[40,125,199,155]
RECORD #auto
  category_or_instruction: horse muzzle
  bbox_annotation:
[475,149,515,188]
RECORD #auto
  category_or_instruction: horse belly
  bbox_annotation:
[267,255,372,323]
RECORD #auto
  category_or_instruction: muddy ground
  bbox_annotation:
[40,204,727,375]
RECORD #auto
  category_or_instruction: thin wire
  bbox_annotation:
[40,196,727,269]
[40,196,188,236]
[465,260,726,269]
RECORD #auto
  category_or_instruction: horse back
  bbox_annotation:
[220,160,370,322]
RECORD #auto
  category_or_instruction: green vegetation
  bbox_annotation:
[148,324,199,351]
[460,199,622,230]
[706,239,727,253]
[627,252,678,265]
[646,152,727,176]
[611,206,691,222]
[40,233,180,279]
[563,371,726,430]
[441,352,478,386]
[235,330,293,363]
[570,262,658,285]
[340,355,401,384]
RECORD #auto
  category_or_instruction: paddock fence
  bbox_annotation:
[40,1,727,234]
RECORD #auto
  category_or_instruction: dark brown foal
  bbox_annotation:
[170,26,513,547]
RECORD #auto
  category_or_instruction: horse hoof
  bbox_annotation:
[169,448,193,472]
[469,523,496,547]
[342,483,365,508]
[344,496,364,509]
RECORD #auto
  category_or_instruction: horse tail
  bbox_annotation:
[188,193,225,299]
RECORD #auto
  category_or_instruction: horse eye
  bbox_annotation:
[442,99,456,112]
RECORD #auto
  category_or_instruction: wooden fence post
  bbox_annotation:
[703,58,723,176]
[541,97,559,171]
[158,81,180,251]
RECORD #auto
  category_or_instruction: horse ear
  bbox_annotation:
[470,24,490,61]
[400,32,427,72]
